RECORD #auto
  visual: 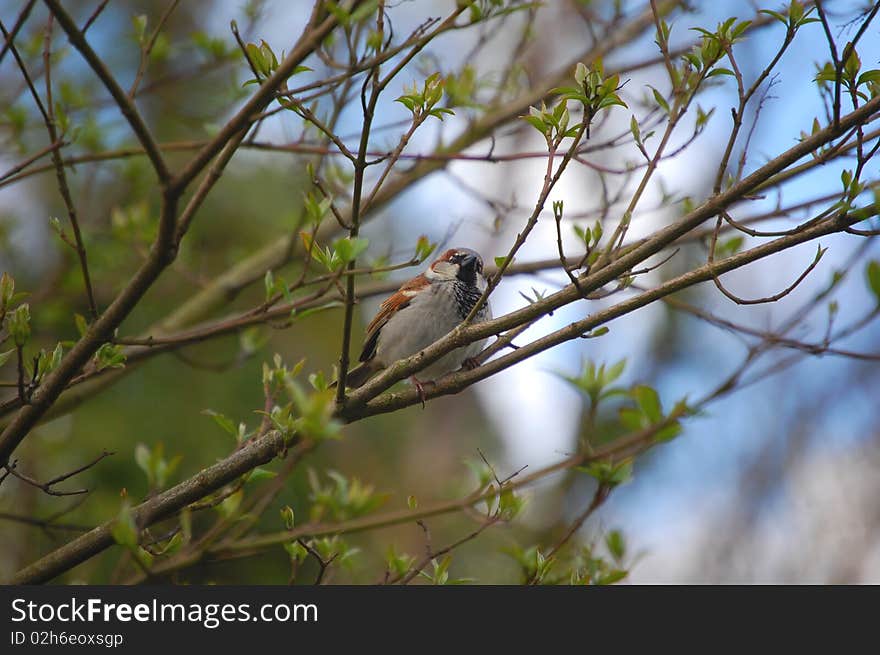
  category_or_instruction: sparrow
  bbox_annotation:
[343,247,492,398]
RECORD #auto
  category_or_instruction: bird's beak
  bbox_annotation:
[460,252,478,273]
[457,252,479,282]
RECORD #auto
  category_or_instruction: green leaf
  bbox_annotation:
[94,343,126,370]
[716,235,744,258]
[290,300,344,321]
[574,62,588,86]
[132,14,148,45]
[202,409,239,439]
[579,459,633,487]
[632,385,662,422]
[264,270,275,301]
[386,545,415,576]
[707,68,735,78]
[598,569,629,585]
[8,304,30,346]
[0,272,14,309]
[494,255,514,269]
[867,260,880,304]
[629,115,641,144]
[605,359,626,385]
[259,40,278,72]
[597,94,628,110]
[605,530,626,561]
[245,42,266,77]
[618,406,644,431]
[649,86,670,113]
[47,342,63,373]
[134,443,151,481]
[396,95,417,112]
[858,70,880,86]
[758,8,785,25]
[111,501,138,548]
[414,235,437,262]
[216,489,244,518]
[732,20,752,40]
[498,488,524,520]
[333,236,369,264]
[0,349,13,368]
[308,370,328,391]
[655,423,683,442]
[247,467,277,483]
[429,107,455,121]
[281,505,295,530]
[74,313,88,337]
[159,531,183,555]
[582,326,609,339]
[522,114,547,134]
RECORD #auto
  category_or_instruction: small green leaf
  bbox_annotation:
[583,326,609,339]
[415,235,437,262]
[94,343,126,370]
[498,488,524,520]
[522,114,547,134]
[74,313,88,337]
[202,409,239,439]
[632,385,662,422]
[716,235,744,258]
[574,62,588,86]
[134,443,151,481]
[649,86,670,113]
[867,260,880,303]
[333,236,369,264]
[605,530,626,561]
[281,505,295,530]
[629,115,641,144]
[216,489,244,518]
[758,9,787,25]
[284,539,309,562]
[605,359,626,385]
[0,272,14,309]
[111,501,138,548]
[248,467,277,483]
[264,270,275,301]
[8,304,30,346]
[132,14,148,45]
[598,569,628,585]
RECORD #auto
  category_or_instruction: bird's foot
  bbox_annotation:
[461,357,481,371]
[410,376,431,408]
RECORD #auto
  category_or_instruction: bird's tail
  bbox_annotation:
[330,362,380,389]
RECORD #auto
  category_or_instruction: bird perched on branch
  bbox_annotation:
[342,247,492,400]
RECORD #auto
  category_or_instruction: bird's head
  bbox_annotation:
[426,248,484,286]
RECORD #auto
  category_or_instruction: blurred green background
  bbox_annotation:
[2,0,880,584]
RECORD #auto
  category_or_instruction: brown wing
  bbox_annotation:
[359,274,428,362]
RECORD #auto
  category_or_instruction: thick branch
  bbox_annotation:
[7,430,285,584]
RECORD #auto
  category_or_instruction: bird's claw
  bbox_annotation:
[461,357,481,371]
[410,376,429,408]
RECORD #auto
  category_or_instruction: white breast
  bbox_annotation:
[375,280,492,380]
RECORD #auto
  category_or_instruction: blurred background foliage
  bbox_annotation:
[1,0,880,584]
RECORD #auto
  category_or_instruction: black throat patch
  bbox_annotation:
[453,280,483,319]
